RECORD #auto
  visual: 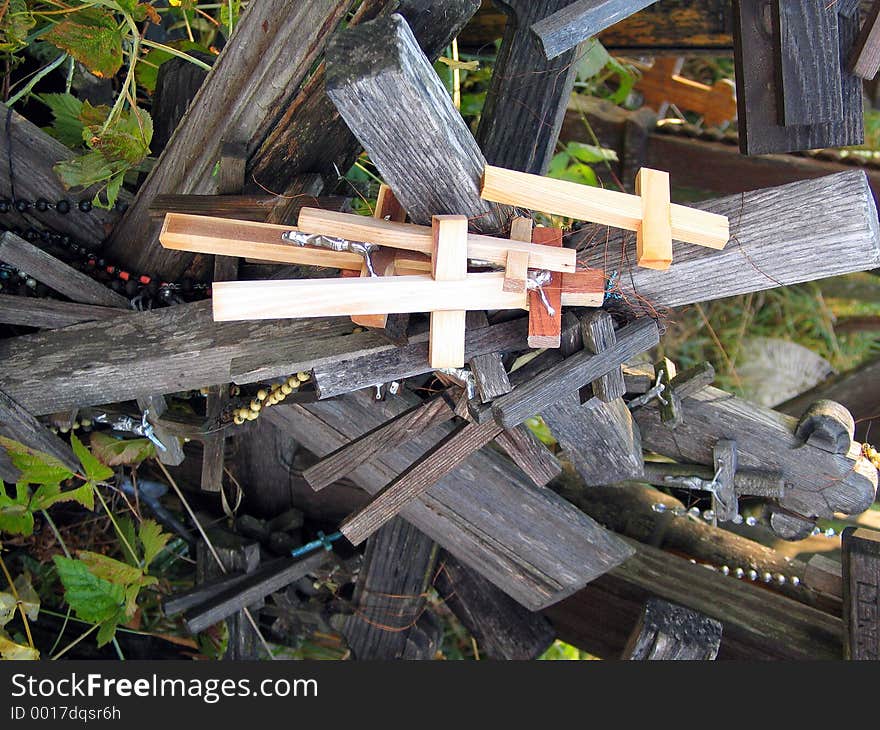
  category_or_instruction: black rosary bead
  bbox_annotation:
[109,279,124,293]
[77,199,92,212]
[55,199,70,214]
[0,198,10,213]
[34,283,49,297]
[35,199,49,212]
[124,279,138,297]
[180,277,194,294]
[14,199,29,213]
[59,234,70,247]
[23,228,38,241]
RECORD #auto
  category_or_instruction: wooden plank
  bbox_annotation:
[527,227,563,348]
[559,269,605,306]
[0,295,119,329]
[475,0,582,174]
[211,273,529,321]
[491,316,660,428]
[325,13,510,232]
[159,213,365,270]
[622,598,722,660]
[531,0,661,59]
[0,302,390,416]
[635,168,672,270]
[494,425,562,487]
[341,518,439,659]
[102,0,355,281]
[850,0,880,79]
[340,417,504,545]
[250,0,481,222]
[466,311,512,402]
[634,386,877,531]
[504,250,530,293]
[733,0,862,155]
[303,393,457,491]
[149,193,351,222]
[842,527,880,659]
[312,316,529,399]
[0,232,129,309]
[297,208,576,272]
[434,552,556,659]
[481,165,729,249]
[273,390,634,610]
[0,108,126,249]
[577,171,880,309]
[429,216,469,368]
[0,388,79,482]
[581,310,626,402]
[772,0,842,126]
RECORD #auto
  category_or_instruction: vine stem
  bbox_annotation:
[0,551,35,651]
[6,53,68,106]
[94,487,141,566]
[51,623,98,660]
[140,39,213,71]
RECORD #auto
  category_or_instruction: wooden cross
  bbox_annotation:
[635,57,736,127]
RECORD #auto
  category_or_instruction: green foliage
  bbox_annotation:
[89,432,156,467]
[548,141,618,186]
[0,0,35,54]
[574,39,637,105]
[44,7,123,79]
[0,572,40,659]
[540,640,597,660]
[135,40,209,92]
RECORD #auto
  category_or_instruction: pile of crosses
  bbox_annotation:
[4,0,880,660]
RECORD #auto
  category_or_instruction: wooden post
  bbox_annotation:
[622,598,722,660]
[325,13,511,233]
[475,0,582,174]
[842,527,880,660]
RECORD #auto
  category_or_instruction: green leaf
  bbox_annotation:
[220,0,242,33]
[53,556,124,624]
[44,8,124,79]
[89,432,156,467]
[0,629,39,660]
[0,436,75,486]
[139,519,171,567]
[117,515,140,567]
[54,150,118,191]
[13,574,40,622]
[95,616,121,648]
[0,0,35,54]
[0,592,15,627]
[71,433,113,483]
[77,551,146,588]
[0,495,33,536]
[575,39,610,82]
[134,41,209,93]
[564,141,618,165]
[40,93,86,148]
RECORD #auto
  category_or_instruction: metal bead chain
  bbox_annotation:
[231,372,311,425]
[650,501,840,538]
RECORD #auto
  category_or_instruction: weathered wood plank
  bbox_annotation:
[494,425,562,487]
[475,0,581,174]
[578,172,880,309]
[434,552,556,659]
[532,0,661,59]
[102,0,355,281]
[0,232,128,308]
[466,311,512,402]
[622,598,722,660]
[850,0,880,79]
[268,391,634,610]
[0,302,390,415]
[842,526,880,659]
[0,295,119,329]
[341,517,438,660]
[634,386,877,530]
[325,13,510,233]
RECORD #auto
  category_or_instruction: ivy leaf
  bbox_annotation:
[0,629,39,660]
[71,433,113,484]
[139,520,171,568]
[89,432,156,467]
[0,436,75,486]
[44,8,124,79]
[41,93,86,148]
[53,556,125,624]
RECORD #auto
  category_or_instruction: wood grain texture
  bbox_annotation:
[582,310,626,402]
[850,0,880,78]
[429,216,469,368]
[102,0,354,280]
[733,0,863,154]
[634,386,878,530]
[622,598,722,660]
[312,316,529,399]
[492,316,659,428]
[532,0,661,59]
[577,171,880,309]
[635,167,672,270]
[494,425,562,487]
[0,302,390,415]
[325,13,510,233]
[0,107,126,248]
[475,0,580,174]
[250,0,480,219]
[341,418,504,545]
[270,390,634,610]
[303,393,456,491]
[466,310,512,402]
[842,526,880,659]
[0,233,128,308]
[772,0,842,126]
[527,227,563,348]
[0,295,118,329]
[434,552,556,659]
[148,194,350,223]
[341,517,438,659]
